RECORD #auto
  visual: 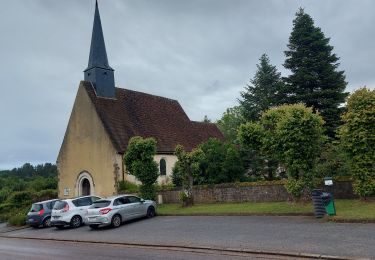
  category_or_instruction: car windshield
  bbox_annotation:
[90,200,111,208]
[30,203,43,212]
[53,200,67,210]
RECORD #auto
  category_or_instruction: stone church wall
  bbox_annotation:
[57,83,120,198]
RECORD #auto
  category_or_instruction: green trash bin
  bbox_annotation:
[324,196,336,216]
[323,177,336,216]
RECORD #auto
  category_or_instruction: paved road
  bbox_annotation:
[0,237,302,260]
[2,216,374,259]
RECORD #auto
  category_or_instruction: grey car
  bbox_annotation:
[85,195,156,229]
[26,199,59,228]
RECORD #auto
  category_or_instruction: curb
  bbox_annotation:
[158,213,314,217]
[158,214,375,223]
[328,218,375,224]
[0,225,29,234]
[0,235,369,260]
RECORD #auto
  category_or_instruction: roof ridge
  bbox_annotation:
[116,87,178,103]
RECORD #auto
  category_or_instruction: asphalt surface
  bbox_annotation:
[0,237,304,260]
[1,216,374,259]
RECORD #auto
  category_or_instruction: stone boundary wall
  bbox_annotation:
[158,181,356,204]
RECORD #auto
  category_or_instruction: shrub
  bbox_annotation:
[7,212,26,226]
[0,188,12,203]
[117,180,140,194]
[123,137,159,200]
[339,88,375,198]
[7,191,33,206]
[35,189,58,202]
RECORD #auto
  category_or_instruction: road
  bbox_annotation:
[0,237,304,260]
[1,216,374,259]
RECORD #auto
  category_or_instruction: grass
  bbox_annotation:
[158,201,313,215]
[157,199,375,221]
[330,199,375,221]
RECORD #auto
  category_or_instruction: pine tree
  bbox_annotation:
[283,8,348,137]
[240,54,284,122]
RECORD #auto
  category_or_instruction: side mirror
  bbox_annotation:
[140,199,145,203]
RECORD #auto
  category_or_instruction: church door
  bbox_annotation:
[81,178,91,196]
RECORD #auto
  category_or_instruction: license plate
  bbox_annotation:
[53,216,61,219]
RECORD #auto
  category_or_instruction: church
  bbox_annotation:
[57,1,223,198]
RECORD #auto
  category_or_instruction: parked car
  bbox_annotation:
[51,195,101,229]
[26,199,59,228]
[85,195,156,229]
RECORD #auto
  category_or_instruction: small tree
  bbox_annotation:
[238,104,325,198]
[216,106,245,144]
[173,145,204,207]
[339,88,375,198]
[123,136,159,200]
[238,122,278,180]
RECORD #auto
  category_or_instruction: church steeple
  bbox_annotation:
[84,0,115,98]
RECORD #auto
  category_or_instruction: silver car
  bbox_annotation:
[51,195,101,229]
[85,195,157,229]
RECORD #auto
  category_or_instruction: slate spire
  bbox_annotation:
[84,0,115,98]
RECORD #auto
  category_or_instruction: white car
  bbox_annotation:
[85,195,156,229]
[51,195,101,229]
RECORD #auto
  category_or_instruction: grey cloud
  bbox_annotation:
[0,0,374,168]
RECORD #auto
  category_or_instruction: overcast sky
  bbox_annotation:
[0,0,374,169]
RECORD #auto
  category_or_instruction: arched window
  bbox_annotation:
[160,159,167,176]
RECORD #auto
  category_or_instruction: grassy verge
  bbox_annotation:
[329,199,375,221]
[157,199,375,221]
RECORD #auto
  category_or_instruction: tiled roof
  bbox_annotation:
[82,81,224,154]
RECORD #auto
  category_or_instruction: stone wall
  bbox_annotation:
[158,181,356,204]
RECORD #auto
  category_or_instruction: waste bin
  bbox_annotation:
[323,177,336,216]
[322,192,336,216]
[312,189,336,218]
[312,189,326,218]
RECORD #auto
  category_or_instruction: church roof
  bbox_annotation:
[82,81,224,154]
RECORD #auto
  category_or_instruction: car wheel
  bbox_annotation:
[111,215,121,228]
[70,215,82,228]
[42,217,51,228]
[89,224,99,229]
[147,206,156,218]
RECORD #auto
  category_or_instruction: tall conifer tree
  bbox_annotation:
[240,54,284,122]
[283,8,348,137]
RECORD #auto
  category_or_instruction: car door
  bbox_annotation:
[75,197,92,218]
[114,197,132,220]
[127,196,144,217]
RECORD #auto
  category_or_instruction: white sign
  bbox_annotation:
[324,180,333,186]
[64,188,70,196]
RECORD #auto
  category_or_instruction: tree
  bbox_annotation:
[339,88,375,198]
[283,8,348,137]
[216,106,245,144]
[202,115,211,123]
[238,122,278,180]
[198,139,244,184]
[123,136,159,200]
[238,104,325,198]
[173,145,204,207]
[240,54,284,122]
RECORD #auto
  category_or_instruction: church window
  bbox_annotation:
[160,159,166,176]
